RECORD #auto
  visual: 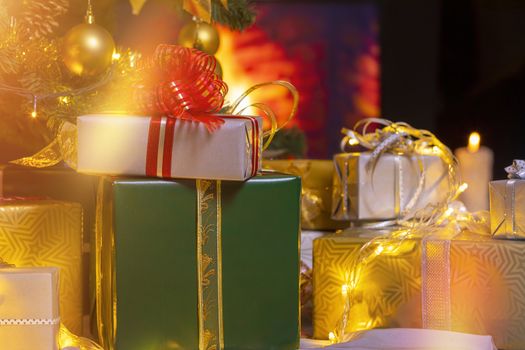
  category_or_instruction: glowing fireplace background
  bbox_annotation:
[216,2,380,158]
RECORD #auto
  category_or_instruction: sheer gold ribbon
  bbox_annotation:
[11,120,77,168]
[11,80,298,169]
[226,80,299,151]
[196,179,223,350]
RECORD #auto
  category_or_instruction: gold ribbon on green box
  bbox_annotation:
[196,179,224,350]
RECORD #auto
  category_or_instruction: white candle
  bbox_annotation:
[455,132,494,211]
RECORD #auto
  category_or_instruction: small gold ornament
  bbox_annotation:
[177,20,220,55]
[61,1,115,77]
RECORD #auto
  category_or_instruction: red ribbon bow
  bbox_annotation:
[136,44,229,132]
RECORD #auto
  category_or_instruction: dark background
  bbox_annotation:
[379,0,525,175]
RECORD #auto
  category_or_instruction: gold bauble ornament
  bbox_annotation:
[178,21,220,55]
[61,21,115,77]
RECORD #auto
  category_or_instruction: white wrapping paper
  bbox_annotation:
[490,179,525,239]
[332,153,449,221]
[0,267,60,350]
[77,114,262,181]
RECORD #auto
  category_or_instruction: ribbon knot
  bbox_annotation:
[136,44,228,132]
[338,118,460,224]
[505,160,525,179]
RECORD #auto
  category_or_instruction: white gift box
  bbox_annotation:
[0,267,60,350]
[77,114,262,181]
[332,153,450,221]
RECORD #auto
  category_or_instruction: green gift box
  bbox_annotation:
[95,173,301,350]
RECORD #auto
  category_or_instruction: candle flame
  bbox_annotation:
[467,132,480,153]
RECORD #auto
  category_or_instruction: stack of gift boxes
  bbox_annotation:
[0,113,302,349]
[267,120,525,349]
[3,85,525,349]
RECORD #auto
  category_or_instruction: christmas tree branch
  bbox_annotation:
[211,0,255,31]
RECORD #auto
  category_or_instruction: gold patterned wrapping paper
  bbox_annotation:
[0,200,83,334]
[312,228,402,339]
[332,153,449,221]
[263,159,348,230]
[489,179,525,239]
[313,230,525,349]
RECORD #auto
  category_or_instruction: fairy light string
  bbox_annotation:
[0,67,115,118]
[332,118,468,343]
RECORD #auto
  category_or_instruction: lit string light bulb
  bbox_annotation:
[341,284,349,298]
[31,95,37,118]
[328,331,337,344]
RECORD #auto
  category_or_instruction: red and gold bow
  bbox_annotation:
[135,44,228,132]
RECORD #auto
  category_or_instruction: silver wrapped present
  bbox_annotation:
[490,160,525,239]
[332,152,450,221]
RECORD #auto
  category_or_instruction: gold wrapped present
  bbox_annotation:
[313,230,525,349]
[264,159,348,230]
[312,228,393,339]
[0,266,60,350]
[332,153,449,221]
[0,199,83,334]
